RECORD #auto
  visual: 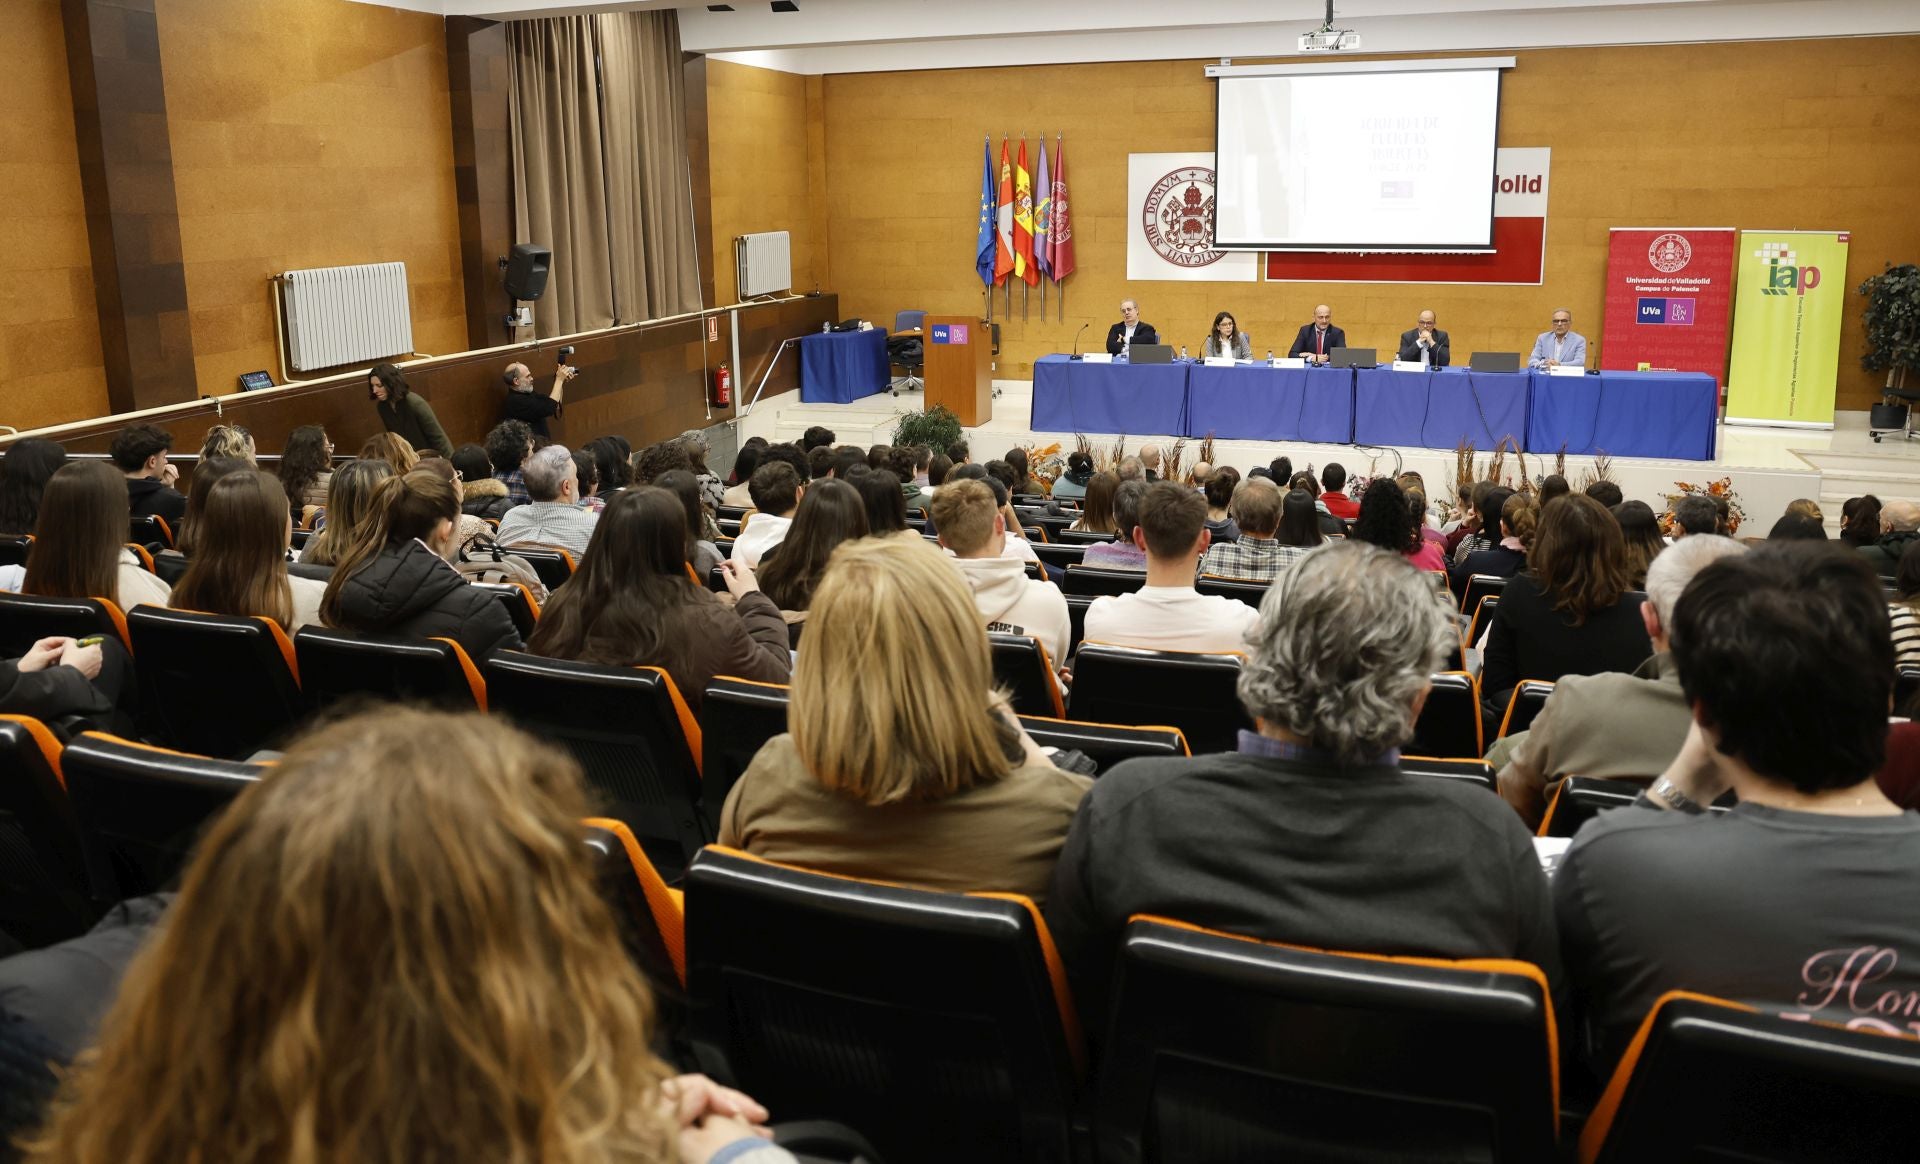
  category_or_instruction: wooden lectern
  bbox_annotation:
[920,315,993,426]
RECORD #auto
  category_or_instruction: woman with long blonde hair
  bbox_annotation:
[22,707,791,1164]
[358,431,419,475]
[300,458,394,568]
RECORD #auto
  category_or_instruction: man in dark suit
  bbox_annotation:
[1397,309,1451,367]
[1105,298,1159,356]
[1287,304,1345,365]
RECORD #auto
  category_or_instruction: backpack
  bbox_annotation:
[454,534,549,603]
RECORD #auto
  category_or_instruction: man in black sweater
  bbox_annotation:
[109,424,186,526]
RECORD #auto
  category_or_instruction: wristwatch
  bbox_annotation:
[1652,776,1707,815]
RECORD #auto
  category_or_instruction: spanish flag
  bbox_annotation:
[1013,137,1037,286]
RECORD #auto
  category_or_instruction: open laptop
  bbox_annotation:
[1129,344,1175,365]
[1329,347,1377,369]
[1469,351,1523,373]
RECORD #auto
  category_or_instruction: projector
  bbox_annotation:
[1299,28,1360,52]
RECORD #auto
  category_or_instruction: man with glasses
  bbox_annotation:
[1396,309,1450,368]
[1105,299,1159,357]
[1529,308,1587,370]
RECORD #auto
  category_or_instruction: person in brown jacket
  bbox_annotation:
[525,485,790,704]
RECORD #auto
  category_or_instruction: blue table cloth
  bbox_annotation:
[1352,367,1432,447]
[799,328,890,404]
[1527,371,1719,461]
[1424,368,1532,450]
[1030,355,1188,437]
[1186,363,1354,443]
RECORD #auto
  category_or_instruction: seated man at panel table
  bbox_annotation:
[1396,309,1451,367]
[1287,303,1346,365]
[1081,481,1259,655]
[1529,307,1588,369]
[1105,298,1159,356]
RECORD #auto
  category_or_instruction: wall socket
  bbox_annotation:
[504,306,533,328]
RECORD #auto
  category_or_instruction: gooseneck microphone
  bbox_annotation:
[1069,323,1090,360]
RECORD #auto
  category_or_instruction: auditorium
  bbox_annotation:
[3,1,1920,1160]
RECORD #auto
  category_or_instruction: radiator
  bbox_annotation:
[280,262,415,372]
[736,231,792,299]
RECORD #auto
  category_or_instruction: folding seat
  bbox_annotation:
[1017,715,1187,771]
[128,513,174,549]
[1069,643,1250,755]
[122,542,157,573]
[0,593,131,658]
[1020,523,1049,543]
[60,731,265,896]
[127,607,304,758]
[484,651,705,880]
[0,716,114,944]
[717,517,743,539]
[1030,541,1086,571]
[1460,571,1509,615]
[0,534,31,568]
[698,676,790,830]
[293,626,485,713]
[1026,512,1075,542]
[1066,593,1095,653]
[584,817,687,1045]
[1062,565,1146,597]
[1058,528,1117,545]
[1537,775,1649,838]
[988,632,1065,717]
[504,545,575,591]
[1398,754,1498,792]
[1096,916,1559,1164]
[1195,575,1269,609]
[716,504,750,522]
[1011,492,1049,508]
[1409,671,1483,758]
[1496,679,1556,739]
[1468,593,1501,645]
[467,580,541,640]
[684,847,1084,1164]
[1580,992,1920,1163]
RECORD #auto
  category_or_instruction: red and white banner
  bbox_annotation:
[1263,147,1548,285]
[1601,227,1737,383]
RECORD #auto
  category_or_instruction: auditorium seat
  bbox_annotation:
[468,580,541,640]
[1469,593,1500,646]
[1024,512,1075,542]
[0,716,113,945]
[505,545,575,591]
[1016,715,1189,771]
[1496,679,1556,739]
[0,593,131,658]
[127,607,304,758]
[1409,671,1484,758]
[1012,493,1048,508]
[128,514,173,549]
[697,676,791,831]
[122,542,157,573]
[1058,528,1117,545]
[1580,992,1920,1164]
[1066,593,1094,653]
[684,846,1083,1164]
[1069,643,1250,754]
[1537,775,1662,838]
[1460,572,1508,614]
[1399,755,1499,792]
[0,534,31,568]
[1095,917,1559,1164]
[717,517,742,539]
[1063,565,1146,597]
[585,818,687,1040]
[290,528,313,552]
[60,731,265,897]
[293,626,486,713]
[988,632,1066,717]
[1031,542,1086,571]
[484,651,706,880]
[1196,575,1269,609]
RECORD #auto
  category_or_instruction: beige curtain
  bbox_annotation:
[507,11,701,337]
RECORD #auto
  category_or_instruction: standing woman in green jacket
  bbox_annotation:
[368,363,453,458]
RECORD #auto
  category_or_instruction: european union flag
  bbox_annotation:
[975,138,996,288]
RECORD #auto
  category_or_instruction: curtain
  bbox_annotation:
[507,11,702,338]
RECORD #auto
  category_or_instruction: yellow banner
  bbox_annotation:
[1726,230,1850,425]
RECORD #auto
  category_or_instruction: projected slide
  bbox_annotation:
[1215,69,1502,250]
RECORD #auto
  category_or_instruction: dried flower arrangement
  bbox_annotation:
[1659,477,1745,535]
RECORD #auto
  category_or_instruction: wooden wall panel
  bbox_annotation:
[448,16,514,354]
[707,59,821,303]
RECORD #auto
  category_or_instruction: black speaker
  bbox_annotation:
[504,244,551,301]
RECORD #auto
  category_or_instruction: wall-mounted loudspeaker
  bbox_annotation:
[504,244,551,301]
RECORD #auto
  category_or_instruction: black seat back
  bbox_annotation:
[1460,572,1508,614]
[1063,565,1145,597]
[0,535,32,568]
[467,580,540,640]
[1195,576,1269,609]
[1410,671,1483,758]
[0,593,127,659]
[1097,917,1558,1164]
[60,731,264,896]
[0,716,113,944]
[989,632,1065,717]
[1030,542,1086,570]
[698,676,791,832]
[1058,528,1117,545]
[1018,716,1187,772]
[686,847,1083,1164]
[1069,643,1249,754]
[1497,679,1555,739]
[1066,593,1094,653]
[128,607,305,758]
[1538,774,1645,838]
[505,545,575,591]
[1399,755,1498,792]
[128,514,174,549]
[584,819,687,1038]
[293,626,484,713]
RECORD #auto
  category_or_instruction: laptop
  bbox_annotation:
[1128,344,1175,365]
[1469,351,1523,373]
[1329,347,1377,369]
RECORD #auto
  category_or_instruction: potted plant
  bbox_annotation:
[1858,263,1920,430]
[892,404,963,453]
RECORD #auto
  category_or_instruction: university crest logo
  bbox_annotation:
[1648,232,1692,274]
[1142,167,1225,268]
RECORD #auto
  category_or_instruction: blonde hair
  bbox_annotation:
[792,537,1015,804]
[1785,497,1823,522]
[199,424,256,466]
[25,708,674,1164]
[359,431,419,475]
[927,478,998,555]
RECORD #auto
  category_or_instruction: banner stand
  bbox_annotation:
[1724,229,1850,429]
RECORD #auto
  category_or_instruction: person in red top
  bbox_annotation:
[1318,462,1359,520]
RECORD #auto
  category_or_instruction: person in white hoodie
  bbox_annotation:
[1083,480,1259,655]
[931,478,1070,667]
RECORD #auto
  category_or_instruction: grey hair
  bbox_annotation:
[1116,456,1145,482]
[521,443,576,502]
[1645,534,1746,629]
[1237,542,1455,765]
[678,429,709,455]
[1111,478,1150,539]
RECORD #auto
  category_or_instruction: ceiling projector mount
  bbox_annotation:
[1300,0,1360,52]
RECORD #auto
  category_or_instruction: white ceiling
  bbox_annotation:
[349,0,1920,74]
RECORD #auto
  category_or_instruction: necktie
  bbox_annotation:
[1316,330,1324,356]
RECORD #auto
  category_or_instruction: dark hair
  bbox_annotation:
[583,436,632,492]
[1004,448,1032,493]
[1110,479,1148,543]
[729,442,763,488]
[26,461,127,601]
[807,446,834,479]
[277,425,332,513]
[1671,543,1891,792]
[1073,471,1119,534]
[1269,455,1293,483]
[760,443,809,480]
[1276,489,1325,548]
[1538,475,1571,507]
[1842,495,1883,547]
[948,462,1005,506]
[757,479,868,611]
[1288,471,1319,495]
[1767,513,1828,541]
[571,449,599,497]
[1203,469,1238,511]
[1320,462,1347,493]
[910,445,932,471]
[172,472,295,629]
[0,438,69,536]
[829,447,865,480]
[1064,451,1092,480]
[1350,478,1420,555]
[484,420,533,473]
[632,441,693,486]
[1530,494,1632,624]
[108,424,172,472]
[1211,311,1238,339]
[675,434,711,475]
[984,460,1019,495]
[867,444,891,470]
[1671,494,1718,536]
[176,457,252,557]
[1477,487,1516,539]
[857,469,909,534]
[451,444,493,484]
[885,446,918,484]
[1611,500,1664,588]
[946,441,969,464]
[369,363,410,401]
[801,425,837,451]
[1584,480,1624,508]
[747,461,802,515]
[1897,540,1920,605]
[653,469,708,560]
[1137,481,1207,558]
[928,454,953,487]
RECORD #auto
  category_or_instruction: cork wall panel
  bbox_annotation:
[3,0,111,429]
[157,0,467,395]
[707,59,820,303]
[819,36,1920,411]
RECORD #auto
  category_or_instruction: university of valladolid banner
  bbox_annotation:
[1600,228,1737,383]
[1726,230,1850,428]
[1126,153,1260,282]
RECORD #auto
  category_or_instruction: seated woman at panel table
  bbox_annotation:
[1201,311,1252,361]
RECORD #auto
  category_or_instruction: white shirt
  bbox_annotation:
[951,556,1070,666]
[1082,585,1258,656]
[1001,531,1039,563]
[731,512,794,568]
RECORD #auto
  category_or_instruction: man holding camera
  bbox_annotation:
[500,349,578,438]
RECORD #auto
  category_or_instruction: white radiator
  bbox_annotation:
[736,231,792,299]
[281,262,415,372]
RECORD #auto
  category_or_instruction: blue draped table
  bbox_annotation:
[1527,370,1719,461]
[1186,362,1354,443]
[1031,355,1189,436]
[799,328,890,404]
[1353,367,1532,450]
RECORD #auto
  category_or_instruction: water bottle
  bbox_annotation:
[1180,345,1189,361]
[1267,349,1276,366]
[821,322,830,334]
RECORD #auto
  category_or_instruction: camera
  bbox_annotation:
[557,345,574,363]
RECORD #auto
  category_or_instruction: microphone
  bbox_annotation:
[1069,323,1090,360]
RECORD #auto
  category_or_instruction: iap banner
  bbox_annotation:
[1600,228,1737,383]
[1126,153,1259,282]
[1726,230,1850,428]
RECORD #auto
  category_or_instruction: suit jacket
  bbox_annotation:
[1105,321,1159,355]
[1397,327,1451,367]
[1288,324,1346,360]
[1529,330,1588,368]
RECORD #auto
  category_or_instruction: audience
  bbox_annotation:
[1583,479,1623,508]
[1611,499,1666,588]
[1198,477,1296,582]
[722,439,766,507]
[0,439,68,538]
[299,458,395,568]
[1201,468,1241,543]
[1069,471,1119,534]
[485,419,536,506]
[1784,497,1823,522]
[495,445,597,558]
[26,461,171,611]
[1449,489,1528,597]
[721,538,1086,904]
[320,469,522,661]
[731,461,804,567]
[656,469,725,579]
[1537,474,1571,508]
[1555,542,1920,1070]
[887,447,930,512]
[163,457,251,569]
[828,446,865,481]
[1047,542,1560,1020]
[1857,498,1919,578]
[276,424,333,517]
[1840,493,1882,550]
[1349,477,1444,570]
[1289,471,1346,536]
[855,469,917,541]
[582,434,632,503]
[199,424,256,466]
[806,445,833,481]
[570,449,603,512]
[1767,512,1827,540]
[1116,455,1146,482]
[676,430,726,508]
[1052,451,1094,500]
[357,432,418,475]
[931,479,1070,664]
[1317,462,1358,519]
[1887,542,1920,668]
[0,634,126,741]
[632,439,696,488]
[170,472,326,632]
[1492,534,1747,828]
[926,452,953,491]
[1083,481,1258,654]
[447,444,507,523]
[1445,480,1499,561]
[1079,479,1149,569]
[1669,493,1719,538]
[108,424,186,526]
[801,424,836,452]
[945,466,1038,563]
[947,439,970,465]
[368,361,452,457]
[758,478,868,613]
[1269,454,1294,483]
[411,451,492,557]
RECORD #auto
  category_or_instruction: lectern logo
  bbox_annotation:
[1756,242,1821,297]
[1648,233,1692,274]
[1142,167,1224,268]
